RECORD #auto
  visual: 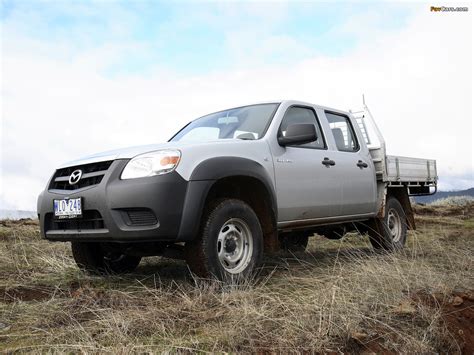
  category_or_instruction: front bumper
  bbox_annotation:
[38,160,190,242]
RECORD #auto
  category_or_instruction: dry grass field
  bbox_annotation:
[1,202,473,353]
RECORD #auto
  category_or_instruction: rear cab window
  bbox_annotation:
[325,111,359,152]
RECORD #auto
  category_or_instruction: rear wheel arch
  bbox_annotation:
[386,186,415,230]
[368,196,408,251]
[367,186,414,252]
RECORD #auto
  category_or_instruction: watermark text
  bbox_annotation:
[431,6,468,12]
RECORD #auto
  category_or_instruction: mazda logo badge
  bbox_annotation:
[69,169,83,185]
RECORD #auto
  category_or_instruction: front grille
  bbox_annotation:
[49,160,113,191]
[45,210,105,231]
[124,209,158,226]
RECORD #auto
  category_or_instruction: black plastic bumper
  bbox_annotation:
[38,159,213,243]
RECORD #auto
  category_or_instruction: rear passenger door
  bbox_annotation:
[273,106,342,222]
[323,111,377,216]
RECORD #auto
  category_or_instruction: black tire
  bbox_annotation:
[368,197,408,251]
[185,199,263,282]
[279,232,309,252]
[71,242,141,274]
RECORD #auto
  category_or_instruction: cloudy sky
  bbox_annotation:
[1,1,472,211]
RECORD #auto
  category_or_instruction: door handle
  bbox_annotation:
[322,157,336,167]
[357,160,368,168]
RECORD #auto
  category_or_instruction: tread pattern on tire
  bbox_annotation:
[368,197,408,252]
[184,198,226,278]
[71,242,105,274]
[185,198,263,281]
[71,242,141,274]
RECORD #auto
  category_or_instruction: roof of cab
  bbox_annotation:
[258,99,351,116]
[195,99,352,121]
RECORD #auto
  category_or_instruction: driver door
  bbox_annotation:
[273,106,342,222]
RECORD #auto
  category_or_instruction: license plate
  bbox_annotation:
[54,198,82,219]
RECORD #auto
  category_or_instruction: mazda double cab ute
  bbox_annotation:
[37,100,437,281]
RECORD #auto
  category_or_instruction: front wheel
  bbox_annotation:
[185,199,263,282]
[71,242,142,274]
[368,197,408,251]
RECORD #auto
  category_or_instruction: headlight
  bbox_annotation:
[121,150,181,179]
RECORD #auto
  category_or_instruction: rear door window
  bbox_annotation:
[325,112,359,152]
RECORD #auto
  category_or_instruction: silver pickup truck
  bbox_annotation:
[37,100,437,281]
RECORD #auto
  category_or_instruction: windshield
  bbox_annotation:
[170,103,279,142]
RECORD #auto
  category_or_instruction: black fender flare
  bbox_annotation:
[176,157,277,241]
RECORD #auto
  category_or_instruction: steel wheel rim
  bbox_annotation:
[217,218,253,274]
[387,208,402,243]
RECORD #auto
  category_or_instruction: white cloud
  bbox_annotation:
[1,5,472,210]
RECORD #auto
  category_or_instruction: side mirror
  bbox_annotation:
[278,123,317,146]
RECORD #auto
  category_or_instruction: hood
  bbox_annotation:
[58,142,181,168]
[57,140,247,168]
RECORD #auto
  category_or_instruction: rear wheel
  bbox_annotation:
[71,242,142,274]
[368,197,408,251]
[279,232,309,252]
[185,199,263,282]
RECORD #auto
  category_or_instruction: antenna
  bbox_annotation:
[362,94,366,106]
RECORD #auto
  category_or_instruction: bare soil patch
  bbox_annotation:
[0,286,55,302]
[413,289,474,354]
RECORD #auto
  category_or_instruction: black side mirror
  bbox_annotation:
[278,123,317,146]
